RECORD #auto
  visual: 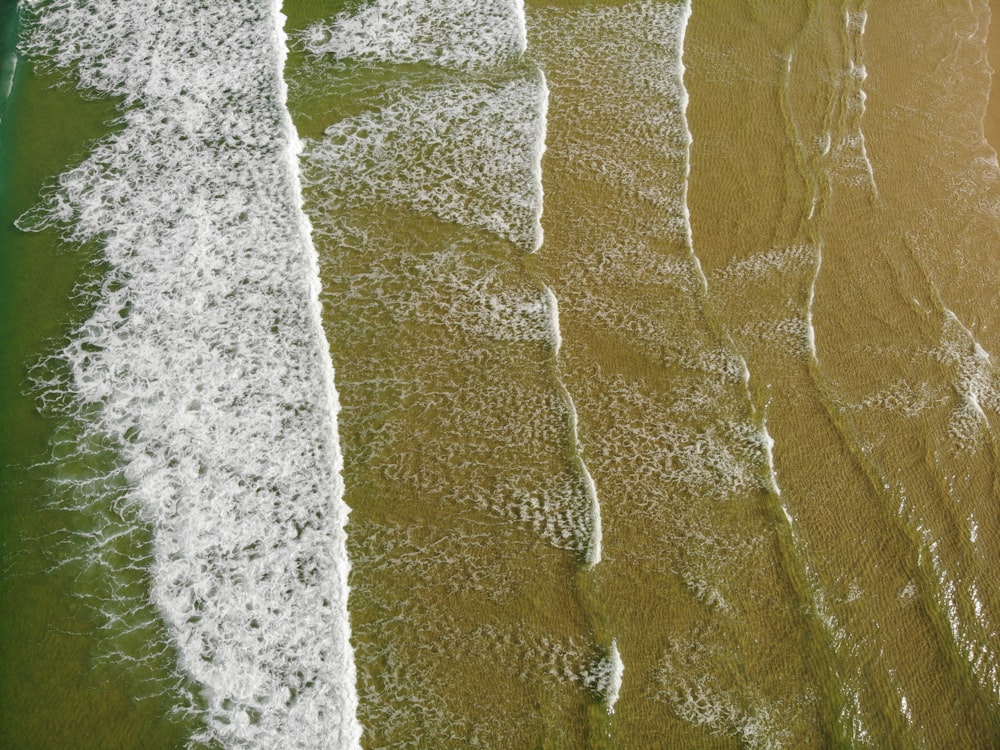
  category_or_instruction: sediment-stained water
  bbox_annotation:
[686,2,1000,745]
[3,0,1000,747]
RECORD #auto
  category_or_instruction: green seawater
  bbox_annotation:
[0,9,197,750]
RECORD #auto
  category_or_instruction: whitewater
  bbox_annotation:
[16,0,360,746]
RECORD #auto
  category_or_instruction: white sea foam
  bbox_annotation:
[310,226,600,563]
[532,72,549,252]
[577,639,624,713]
[303,73,547,251]
[0,52,14,113]
[344,523,604,746]
[712,246,816,285]
[433,258,558,344]
[302,0,526,69]
[850,378,942,418]
[654,634,793,749]
[528,2,771,512]
[477,628,623,718]
[931,309,1000,446]
[735,318,813,356]
[806,243,823,363]
[541,285,602,566]
[676,0,697,261]
[605,640,625,713]
[527,0,720,561]
[18,0,360,746]
[785,6,877,201]
[593,374,773,505]
[760,416,781,497]
[528,0,693,241]
[837,7,878,194]
[544,286,563,355]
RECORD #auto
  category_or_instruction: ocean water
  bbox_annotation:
[3,0,1000,748]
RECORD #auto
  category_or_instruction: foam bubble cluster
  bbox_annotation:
[18,0,360,746]
[597,640,625,713]
[653,634,795,750]
[931,310,1000,448]
[304,74,547,251]
[528,0,693,242]
[301,0,526,69]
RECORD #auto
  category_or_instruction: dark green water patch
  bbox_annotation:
[0,54,198,750]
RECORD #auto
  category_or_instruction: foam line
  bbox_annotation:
[274,6,362,746]
[939,307,997,437]
[844,8,879,196]
[782,51,820,222]
[806,242,823,364]
[682,1,782,500]
[582,457,603,568]
[531,71,549,253]
[606,639,625,714]
[676,0,701,287]
[544,286,602,567]
[302,73,548,251]
[761,414,782,497]
[544,285,563,356]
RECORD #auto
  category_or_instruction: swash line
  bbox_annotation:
[544,286,602,568]
[679,0,784,499]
